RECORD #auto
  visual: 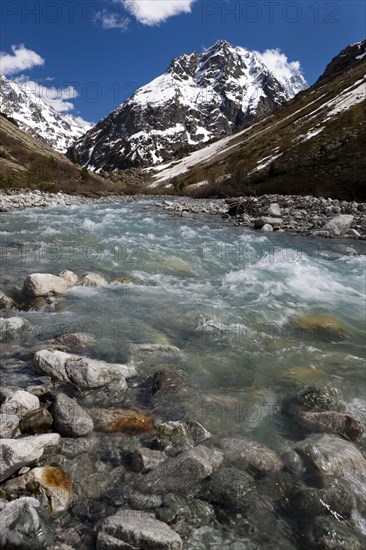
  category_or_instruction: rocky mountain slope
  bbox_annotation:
[67,40,307,171]
[148,40,366,201]
[0,74,91,153]
[0,114,122,195]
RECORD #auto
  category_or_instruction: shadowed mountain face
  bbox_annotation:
[67,40,307,172]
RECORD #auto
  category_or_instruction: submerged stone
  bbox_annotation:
[96,510,183,549]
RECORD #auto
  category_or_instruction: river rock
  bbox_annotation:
[88,407,155,434]
[1,390,40,418]
[220,437,283,473]
[151,369,185,395]
[78,272,108,287]
[131,448,167,472]
[285,383,342,413]
[0,316,30,341]
[321,214,354,236]
[290,434,366,477]
[0,413,20,438]
[57,269,79,287]
[254,217,283,229]
[199,466,256,511]
[292,314,348,338]
[134,445,223,495]
[53,393,94,437]
[0,433,60,482]
[0,290,16,309]
[96,510,183,550]
[33,349,135,389]
[157,494,215,529]
[298,410,364,441]
[19,408,53,435]
[1,466,72,513]
[268,203,281,217]
[52,332,96,347]
[286,478,355,519]
[303,515,364,549]
[0,497,54,549]
[157,420,211,453]
[261,223,274,232]
[23,273,69,298]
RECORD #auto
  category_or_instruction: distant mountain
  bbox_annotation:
[148,40,366,201]
[0,74,92,153]
[67,40,307,171]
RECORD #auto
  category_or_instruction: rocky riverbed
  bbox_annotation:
[1,191,366,241]
[0,194,366,548]
[1,265,366,549]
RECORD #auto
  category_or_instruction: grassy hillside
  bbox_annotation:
[153,60,366,201]
[0,115,124,196]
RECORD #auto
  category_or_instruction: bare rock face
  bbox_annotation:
[97,510,183,549]
[57,269,79,287]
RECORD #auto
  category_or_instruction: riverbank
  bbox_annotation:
[1,190,366,241]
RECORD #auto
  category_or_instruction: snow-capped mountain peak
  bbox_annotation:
[68,40,308,171]
[0,74,92,153]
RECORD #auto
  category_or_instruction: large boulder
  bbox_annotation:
[0,433,60,482]
[220,437,283,473]
[78,272,108,287]
[0,317,30,341]
[0,390,40,418]
[0,497,54,549]
[53,393,94,437]
[133,445,223,495]
[23,273,69,298]
[0,290,16,310]
[321,214,354,236]
[268,203,281,217]
[96,510,182,549]
[199,466,256,511]
[57,269,78,287]
[1,466,72,513]
[303,515,364,549]
[286,478,355,519]
[286,434,366,477]
[33,349,136,389]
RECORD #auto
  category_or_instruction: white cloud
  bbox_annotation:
[0,44,45,76]
[256,48,303,81]
[15,76,78,113]
[121,0,196,26]
[101,12,130,31]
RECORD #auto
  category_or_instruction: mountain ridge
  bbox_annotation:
[0,74,92,153]
[67,40,307,171]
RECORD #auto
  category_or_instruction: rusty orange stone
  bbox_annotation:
[88,407,155,434]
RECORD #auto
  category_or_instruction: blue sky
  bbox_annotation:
[1,1,365,124]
